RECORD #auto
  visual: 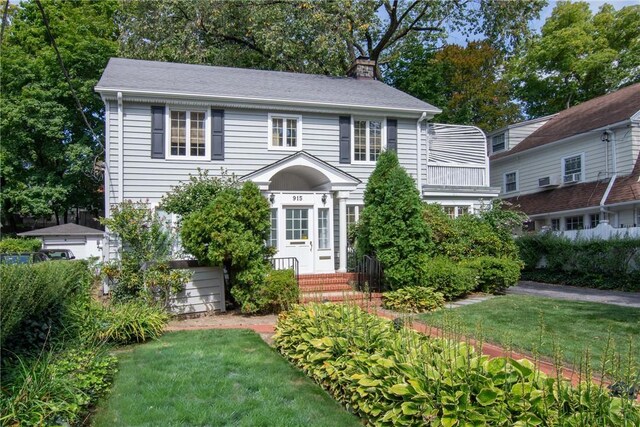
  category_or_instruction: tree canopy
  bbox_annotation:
[0,0,118,228]
[509,1,640,118]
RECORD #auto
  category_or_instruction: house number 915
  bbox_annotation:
[292,195,303,201]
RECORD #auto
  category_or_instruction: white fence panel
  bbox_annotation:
[554,223,640,241]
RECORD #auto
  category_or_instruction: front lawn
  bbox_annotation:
[419,295,640,371]
[93,329,360,426]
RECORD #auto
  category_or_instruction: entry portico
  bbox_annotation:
[242,152,360,273]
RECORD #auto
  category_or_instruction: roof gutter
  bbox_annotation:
[95,87,441,116]
[492,118,633,163]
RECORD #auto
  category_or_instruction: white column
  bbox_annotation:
[337,191,349,272]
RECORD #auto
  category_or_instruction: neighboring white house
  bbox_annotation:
[488,83,640,231]
[18,223,104,260]
[95,57,499,274]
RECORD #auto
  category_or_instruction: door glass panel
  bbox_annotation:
[286,208,309,240]
[318,208,329,249]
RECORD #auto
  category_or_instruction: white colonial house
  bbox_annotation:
[489,83,640,232]
[96,57,498,275]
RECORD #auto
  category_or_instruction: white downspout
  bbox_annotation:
[117,91,124,203]
[416,112,427,192]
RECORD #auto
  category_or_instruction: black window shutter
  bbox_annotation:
[387,119,398,153]
[339,116,351,164]
[151,106,165,159]
[211,109,224,160]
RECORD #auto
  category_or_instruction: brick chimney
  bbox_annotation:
[347,56,376,80]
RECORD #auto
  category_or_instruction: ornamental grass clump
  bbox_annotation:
[275,303,640,426]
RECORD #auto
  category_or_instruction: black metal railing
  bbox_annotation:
[356,255,385,293]
[270,257,300,285]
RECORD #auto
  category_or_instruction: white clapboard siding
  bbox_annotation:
[170,267,225,314]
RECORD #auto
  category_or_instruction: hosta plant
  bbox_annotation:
[274,303,639,426]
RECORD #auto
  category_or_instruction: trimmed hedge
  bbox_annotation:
[421,256,477,300]
[382,287,444,313]
[0,237,42,253]
[517,234,640,291]
[0,261,91,351]
[275,304,640,426]
[462,256,523,294]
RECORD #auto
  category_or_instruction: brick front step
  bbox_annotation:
[301,292,383,304]
[298,273,358,287]
[299,283,353,293]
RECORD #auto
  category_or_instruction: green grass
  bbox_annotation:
[93,329,361,427]
[419,295,640,371]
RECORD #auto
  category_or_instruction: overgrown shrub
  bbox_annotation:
[357,151,433,289]
[0,237,42,253]
[239,268,299,314]
[423,201,524,262]
[180,181,273,303]
[97,301,169,344]
[461,256,522,294]
[101,201,189,305]
[0,344,117,426]
[517,233,640,291]
[421,256,477,300]
[0,261,91,351]
[382,287,444,313]
[275,303,640,426]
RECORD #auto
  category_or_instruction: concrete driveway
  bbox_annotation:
[507,281,640,308]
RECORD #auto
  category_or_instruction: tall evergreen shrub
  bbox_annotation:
[357,151,432,289]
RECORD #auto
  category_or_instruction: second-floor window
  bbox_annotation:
[353,118,383,162]
[168,109,207,158]
[492,133,505,153]
[504,171,518,193]
[269,114,301,150]
[563,154,583,183]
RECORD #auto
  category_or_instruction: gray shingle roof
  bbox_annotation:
[96,58,440,114]
[19,223,104,237]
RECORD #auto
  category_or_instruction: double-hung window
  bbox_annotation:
[167,109,208,159]
[565,215,584,231]
[353,118,384,162]
[492,133,506,153]
[269,114,301,150]
[504,171,518,193]
[563,154,583,183]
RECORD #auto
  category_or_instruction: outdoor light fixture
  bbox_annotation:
[601,131,610,143]
[269,193,275,204]
[321,194,327,205]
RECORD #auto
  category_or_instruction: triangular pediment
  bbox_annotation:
[241,151,360,191]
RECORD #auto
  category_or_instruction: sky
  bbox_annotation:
[446,0,638,45]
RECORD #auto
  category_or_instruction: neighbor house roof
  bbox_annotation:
[492,83,640,161]
[95,58,440,114]
[19,223,104,237]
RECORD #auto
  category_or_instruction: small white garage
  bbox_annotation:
[19,223,104,260]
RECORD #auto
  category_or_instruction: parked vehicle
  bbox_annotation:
[38,249,76,260]
[0,252,50,264]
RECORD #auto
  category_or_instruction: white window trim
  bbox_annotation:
[442,205,473,219]
[503,170,518,193]
[351,116,387,164]
[165,107,211,160]
[491,132,506,153]
[268,113,302,151]
[561,153,585,183]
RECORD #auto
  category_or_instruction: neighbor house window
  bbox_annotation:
[492,133,505,152]
[269,114,301,150]
[443,205,470,219]
[268,209,278,247]
[346,205,364,229]
[504,171,518,193]
[353,118,384,162]
[565,215,584,231]
[563,154,583,183]
[318,208,330,249]
[551,218,560,231]
[168,109,207,158]
[589,213,600,229]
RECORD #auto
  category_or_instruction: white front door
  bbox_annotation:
[280,206,314,273]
